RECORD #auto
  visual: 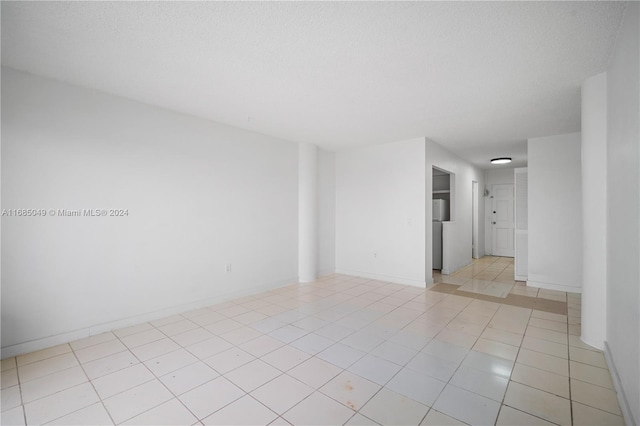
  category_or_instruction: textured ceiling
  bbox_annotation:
[1,1,627,168]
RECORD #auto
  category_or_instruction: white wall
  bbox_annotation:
[298,143,317,282]
[604,3,639,424]
[335,138,426,286]
[426,139,485,280]
[1,68,299,357]
[484,168,516,255]
[527,132,583,292]
[580,72,608,350]
[316,149,335,276]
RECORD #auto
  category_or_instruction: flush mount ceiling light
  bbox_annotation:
[490,157,512,165]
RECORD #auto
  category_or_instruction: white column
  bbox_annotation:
[581,72,608,349]
[298,143,317,283]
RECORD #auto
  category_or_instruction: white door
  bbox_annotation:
[492,184,515,257]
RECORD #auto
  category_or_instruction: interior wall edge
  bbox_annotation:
[604,341,637,426]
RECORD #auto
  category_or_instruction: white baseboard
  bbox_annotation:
[1,277,298,359]
[316,268,336,278]
[335,268,426,288]
[514,274,527,282]
[526,279,582,293]
[603,341,636,426]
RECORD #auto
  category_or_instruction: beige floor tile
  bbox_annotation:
[420,409,466,425]
[92,363,155,399]
[171,327,215,347]
[5,265,605,426]
[70,333,117,351]
[1,368,18,389]
[122,399,197,425]
[185,336,233,360]
[360,387,429,426]
[434,328,478,349]
[16,344,71,367]
[568,315,581,325]
[531,310,567,323]
[510,363,570,398]
[81,350,139,380]
[203,347,254,374]
[528,317,567,333]
[74,339,127,364]
[119,328,166,349]
[239,335,284,357]
[344,413,379,425]
[0,406,25,426]
[282,391,355,426]
[503,382,571,425]
[18,352,79,383]
[103,380,173,424]
[488,319,528,335]
[570,379,622,416]
[24,382,100,425]
[288,356,342,389]
[251,374,313,415]
[178,376,244,420]
[21,365,88,403]
[480,328,523,347]
[131,338,181,362]
[144,348,198,377]
[472,338,518,361]
[516,348,568,376]
[521,335,568,359]
[225,359,281,392]
[1,385,22,412]
[0,358,17,372]
[261,345,311,372]
[159,361,218,396]
[496,406,555,425]
[525,326,567,345]
[570,361,614,389]
[319,370,380,411]
[113,323,154,338]
[569,346,607,368]
[48,402,114,425]
[572,401,625,425]
[202,394,277,425]
[568,335,600,351]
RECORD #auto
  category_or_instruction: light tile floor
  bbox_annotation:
[0,261,624,425]
[436,256,567,301]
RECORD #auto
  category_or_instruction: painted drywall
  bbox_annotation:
[484,168,516,255]
[316,148,335,276]
[298,143,317,282]
[580,72,607,350]
[426,139,485,280]
[1,68,299,356]
[527,132,583,292]
[335,138,426,286]
[605,2,639,424]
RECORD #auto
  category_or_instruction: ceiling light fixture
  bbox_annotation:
[490,157,512,165]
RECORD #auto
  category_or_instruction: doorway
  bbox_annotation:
[432,167,452,272]
[491,183,515,257]
[472,181,479,259]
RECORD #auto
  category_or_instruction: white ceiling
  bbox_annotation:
[1,1,627,168]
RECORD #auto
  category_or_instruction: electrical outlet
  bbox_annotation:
[373,252,377,258]
[225,263,232,273]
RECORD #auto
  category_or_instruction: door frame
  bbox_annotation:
[472,181,479,259]
[491,183,515,257]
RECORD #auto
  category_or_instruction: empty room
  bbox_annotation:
[1,2,638,426]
